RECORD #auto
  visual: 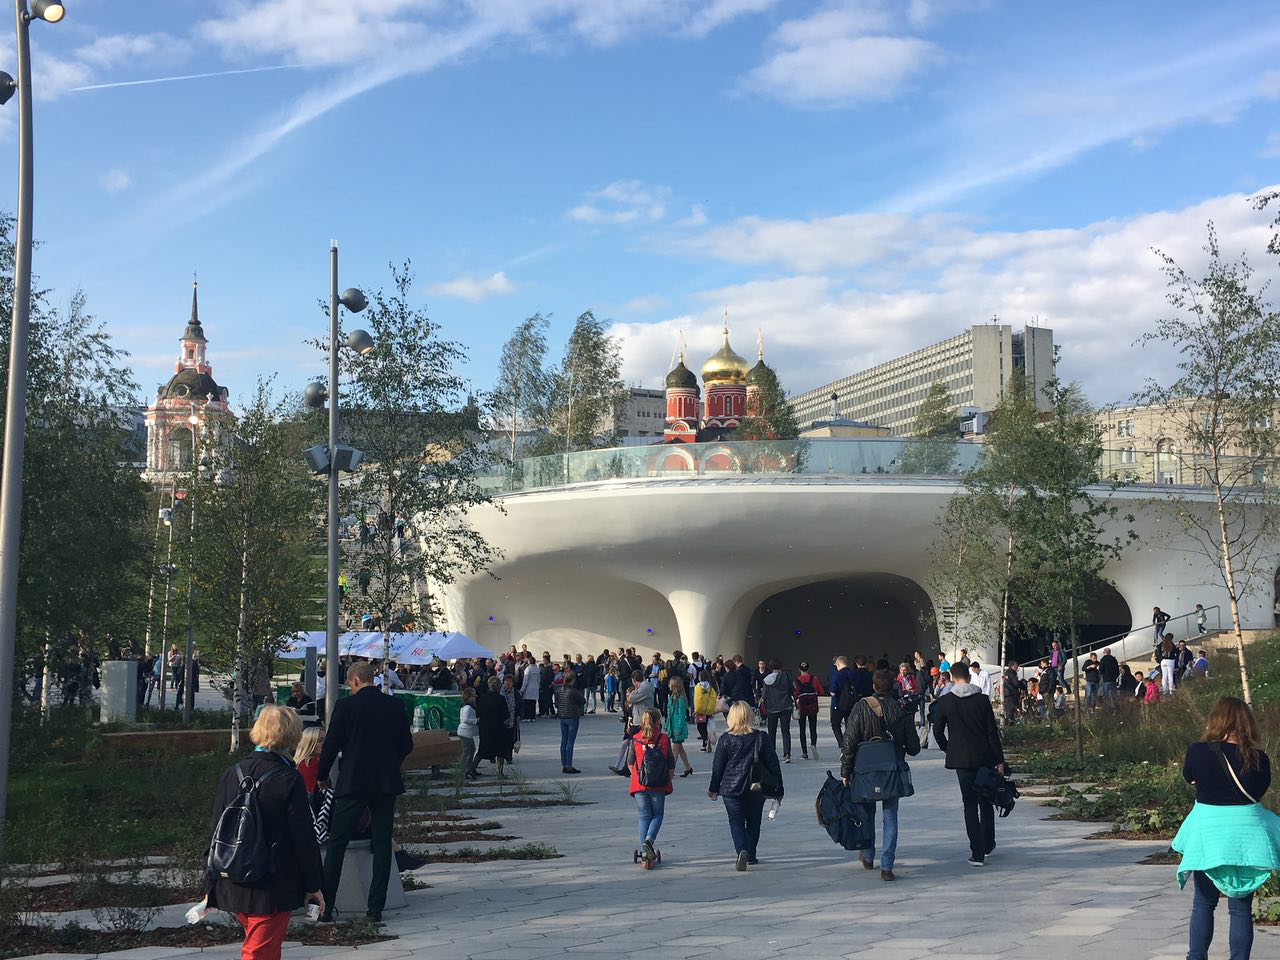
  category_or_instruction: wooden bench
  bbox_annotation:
[403,729,461,771]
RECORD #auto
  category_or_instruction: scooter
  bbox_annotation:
[632,845,662,869]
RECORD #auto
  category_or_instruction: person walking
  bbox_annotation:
[693,670,719,753]
[628,708,674,864]
[1082,654,1101,711]
[761,659,795,763]
[1000,662,1023,724]
[793,661,823,760]
[1152,606,1171,645]
[930,661,1006,867]
[555,669,585,774]
[828,656,855,745]
[1173,696,1280,960]
[840,668,921,881]
[708,701,783,871]
[316,662,413,922]
[204,706,323,959]
[664,678,695,777]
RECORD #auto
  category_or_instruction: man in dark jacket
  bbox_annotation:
[317,661,414,921]
[828,656,855,745]
[1098,647,1120,705]
[840,669,921,881]
[931,661,1005,867]
[721,655,754,704]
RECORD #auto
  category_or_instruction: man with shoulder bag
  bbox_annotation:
[840,668,920,881]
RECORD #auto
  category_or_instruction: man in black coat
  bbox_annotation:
[317,661,414,921]
[721,655,753,704]
[1098,647,1120,706]
[930,661,1006,868]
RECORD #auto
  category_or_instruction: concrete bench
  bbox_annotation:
[326,839,407,914]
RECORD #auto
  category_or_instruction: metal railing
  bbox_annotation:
[1016,604,1222,673]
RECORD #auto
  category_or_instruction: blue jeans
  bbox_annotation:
[722,793,765,858]
[559,717,579,767]
[1188,870,1253,960]
[1100,680,1116,704]
[1084,682,1099,709]
[635,791,665,843]
[858,798,900,870]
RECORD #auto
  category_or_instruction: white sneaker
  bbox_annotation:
[968,857,985,867]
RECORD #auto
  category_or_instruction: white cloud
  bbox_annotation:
[613,188,1280,407]
[428,271,516,302]
[676,204,709,227]
[685,0,778,38]
[1260,69,1280,99]
[569,180,671,225]
[100,168,131,193]
[1261,132,1280,159]
[743,3,938,107]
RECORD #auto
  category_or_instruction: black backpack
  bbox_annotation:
[635,737,671,788]
[208,762,285,884]
[836,674,857,719]
[973,765,1020,817]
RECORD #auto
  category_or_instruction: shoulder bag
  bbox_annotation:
[1209,742,1260,803]
[749,731,783,799]
[849,697,915,803]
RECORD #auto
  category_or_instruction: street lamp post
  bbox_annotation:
[181,406,203,721]
[305,242,371,725]
[0,0,66,868]
[157,483,179,711]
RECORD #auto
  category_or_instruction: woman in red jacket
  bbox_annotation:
[793,661,824,760]
[628,707,674,864]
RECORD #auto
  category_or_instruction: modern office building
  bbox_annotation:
[790,323,1055,436]
[608,386,667,440]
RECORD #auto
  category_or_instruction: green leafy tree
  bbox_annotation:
[899,380,960,474]
[1133,224,1280,705]
[190,381,321,751]
[336,264,498,676]
[928,372,1040,671]
[528,311,626,457]
[1015,370,1136,763]
[737,363,799,441]
[489,314,550,466]
[0,222,149,708]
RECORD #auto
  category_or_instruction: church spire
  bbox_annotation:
[183,277,207,344]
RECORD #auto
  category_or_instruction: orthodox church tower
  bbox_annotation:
[143,281,231,482]
[700,315,748,436]
[662,341,700,444]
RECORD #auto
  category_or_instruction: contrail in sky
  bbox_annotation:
[71,64,304,92]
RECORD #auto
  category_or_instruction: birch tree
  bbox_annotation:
[1133,224,1280,705]
[490,314,550,467]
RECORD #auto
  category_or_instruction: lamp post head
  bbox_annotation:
[346,329,375,355]
[0,73,14,107]
[339,288,368,313]
[31,1,66,23]
[303,381,328,409]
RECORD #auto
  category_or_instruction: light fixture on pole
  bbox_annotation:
[303,241,371,725]
[0,0,66,870]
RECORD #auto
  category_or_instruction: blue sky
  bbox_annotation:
[4,0,1280,410]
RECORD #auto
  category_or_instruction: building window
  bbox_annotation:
[186,349,194,360]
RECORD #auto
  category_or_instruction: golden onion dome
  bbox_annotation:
[701,326,749,384]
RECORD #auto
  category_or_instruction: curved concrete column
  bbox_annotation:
[663,587,739,660]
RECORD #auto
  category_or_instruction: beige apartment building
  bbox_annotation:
[790,323,1054,436]
[1095,400,1275,486]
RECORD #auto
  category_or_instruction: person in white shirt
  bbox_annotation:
[970,661,991,697]
[457,687,480,778]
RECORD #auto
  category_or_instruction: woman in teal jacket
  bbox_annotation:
[1173,696,1280,960]
[664,677,695,777]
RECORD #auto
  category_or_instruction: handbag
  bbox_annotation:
[715,696,730,715]
[749,731,783,799]
[849,697,914,803]
[311,787,333,845]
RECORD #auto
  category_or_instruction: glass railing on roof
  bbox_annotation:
[479,438,984,493]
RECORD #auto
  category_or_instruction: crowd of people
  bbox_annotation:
[199,636,1279,960]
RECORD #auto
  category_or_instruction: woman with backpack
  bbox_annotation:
[692,670,719,752]
[204,706,323,959]
[708,701,784,871]
[792,661,823,760]
[628,708,674,864]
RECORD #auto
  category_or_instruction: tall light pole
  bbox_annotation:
[158,485,178,711]
[181,405,204,721]
[305,242,371,725]
[0,0,66,869]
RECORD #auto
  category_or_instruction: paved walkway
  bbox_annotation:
[21,711,1279,959]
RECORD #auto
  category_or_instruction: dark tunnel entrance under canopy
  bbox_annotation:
[1005,579,1133,665]
[743,574,939,671]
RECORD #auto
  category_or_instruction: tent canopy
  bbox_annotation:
[276,631,495,664]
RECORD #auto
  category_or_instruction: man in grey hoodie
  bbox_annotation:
[761,659,795,763]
